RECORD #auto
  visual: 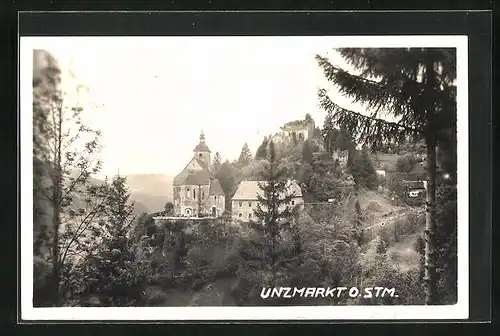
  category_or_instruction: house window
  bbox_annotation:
[291,200,295,205]
[186,188,190,198]
[248,213,252,219]
[248,202,252,207]
[239,202,242,207]
[202,191,205,199]
[214,196,217,202]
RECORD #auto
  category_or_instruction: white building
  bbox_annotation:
[231,180,304,221]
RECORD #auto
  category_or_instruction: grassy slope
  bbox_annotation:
[351,186,424,274]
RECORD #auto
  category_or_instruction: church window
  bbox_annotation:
[202,191,205,199]
[248,213,252,219]
[193,189,196,199]
[238,213,242,218]
[186,188,190,198]
[199,153,203,158]
[291,200,295,205]
[248,202,252,207]
[239,202,242,207]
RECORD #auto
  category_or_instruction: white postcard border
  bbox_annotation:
[20,35,469,321]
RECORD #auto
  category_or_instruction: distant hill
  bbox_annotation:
[79,173,174,214]
[124,174,174,213]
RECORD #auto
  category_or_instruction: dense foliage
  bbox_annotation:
[33,50,456,308]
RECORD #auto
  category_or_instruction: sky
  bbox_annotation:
[39,37,389,177]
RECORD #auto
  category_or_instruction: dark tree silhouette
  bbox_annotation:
[316,48,456,304]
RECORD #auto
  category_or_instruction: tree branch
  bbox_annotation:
[318,89,425,148]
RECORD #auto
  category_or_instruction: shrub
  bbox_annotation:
[192,279,205,291]
[366,201,384,212]
[146,291,168,306]
[150,275,176,290]
[396,154,417,173]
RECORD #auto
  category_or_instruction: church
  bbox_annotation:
[172,131,226,217]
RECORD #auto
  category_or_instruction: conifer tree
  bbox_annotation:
[82,175,152,306]
[253,141,297,283]
[316,48,456,304]
[238,142,253,166]
[350,148,378,190]
[211,152,222,175]
[233,141,298,304]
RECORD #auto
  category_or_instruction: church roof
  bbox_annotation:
[232,180,302,201]
[209,178,225,195]
[173,158,211,186]
[193,143,211,152]
[193,130,211,152]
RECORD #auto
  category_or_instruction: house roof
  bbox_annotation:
[232,180,302,200]
[173,158,211,186]
[209,178,225,195]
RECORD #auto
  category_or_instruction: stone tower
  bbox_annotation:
[193,130,211,169]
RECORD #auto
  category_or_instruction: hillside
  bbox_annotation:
[125,174,174,213]
[342,186,424,232]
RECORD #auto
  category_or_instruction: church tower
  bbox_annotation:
[193,130,211,169]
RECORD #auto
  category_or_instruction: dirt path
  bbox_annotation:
[363,207,424,231]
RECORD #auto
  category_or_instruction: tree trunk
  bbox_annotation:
[52,106,63,306]
[424,135,437,304]
[423,55,439,305]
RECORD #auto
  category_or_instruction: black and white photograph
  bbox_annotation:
[22,33,469,320]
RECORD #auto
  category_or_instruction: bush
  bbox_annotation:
[366,201,384,212]
[192,278,205,291]
[150,275,176,290]
[146,291,168,306]
[396,154,417,173]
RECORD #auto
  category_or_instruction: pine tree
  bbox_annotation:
[211,152,222,175]
[350,148,378,190]
[253,141,297,284]
[238,142,253,167]
[316,48,456,304]
[83,175,152,306]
